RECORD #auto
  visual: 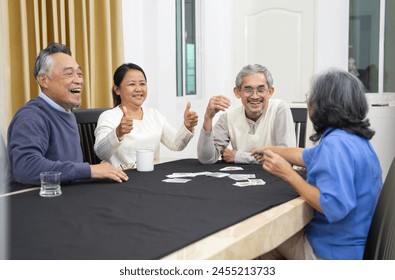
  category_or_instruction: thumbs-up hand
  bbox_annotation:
[116,106,134,139]
[183,101,198,132]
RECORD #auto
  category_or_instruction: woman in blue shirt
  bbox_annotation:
[252,68,382,259]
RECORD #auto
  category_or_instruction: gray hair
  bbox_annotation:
[34,43,72,79]
[308,68,374,141]
[235,64,274,88]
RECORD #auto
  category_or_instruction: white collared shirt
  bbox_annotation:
[38,92,71,113]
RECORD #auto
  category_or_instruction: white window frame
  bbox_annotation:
[176,0,202,99]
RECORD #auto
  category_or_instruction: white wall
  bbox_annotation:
[314,0,349,72]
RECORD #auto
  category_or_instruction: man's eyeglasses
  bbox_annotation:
[241,86,269,96]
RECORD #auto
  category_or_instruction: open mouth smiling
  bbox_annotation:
[70,88,81,94]
[247,98,263,105]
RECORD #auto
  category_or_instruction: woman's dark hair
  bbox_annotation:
[308,68,375,142]
[112,63,147,107]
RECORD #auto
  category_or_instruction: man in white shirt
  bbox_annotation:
[197,64,296,164]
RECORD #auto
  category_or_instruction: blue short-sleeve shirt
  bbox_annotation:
[302,128,382,259]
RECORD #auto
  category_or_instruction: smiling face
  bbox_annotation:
[37,52,83,111]
[234,72,274,121]
[114,69,147,110]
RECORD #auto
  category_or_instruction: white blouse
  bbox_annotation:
[94,106,194,168]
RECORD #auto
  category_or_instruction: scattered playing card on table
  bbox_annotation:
[162,178,192,183]
[233,181,251,187]
[228,174,256,181]
[220,166,244,171]
[166,173,196,178]
[193,172,210,176]
[233,179,266,187]
[206,172,231,178]
[248,179,266,185]
[166,172,211,178]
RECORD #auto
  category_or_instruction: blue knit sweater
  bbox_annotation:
[7,97,91,185]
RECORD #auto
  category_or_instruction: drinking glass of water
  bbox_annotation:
[39,171,62,197]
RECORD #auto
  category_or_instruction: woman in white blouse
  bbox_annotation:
[94,63,198,169]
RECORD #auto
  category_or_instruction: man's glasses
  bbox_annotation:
[241,86,269,96]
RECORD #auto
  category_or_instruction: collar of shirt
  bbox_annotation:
[245,112,265,134]
[245,118,258,134]
[322,127,337,138]
[38,92,71,113]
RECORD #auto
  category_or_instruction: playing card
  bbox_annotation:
[206,172,230,178]
[228,174,256,181]
[162,178,191,183]
[119,162,136,171]
[233,181,251,187]
[220,166,244,171]
[248,179,266,185]
[166,173,196,178]
[193,172,210,176]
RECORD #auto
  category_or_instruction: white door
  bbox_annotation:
[231,0,315,103]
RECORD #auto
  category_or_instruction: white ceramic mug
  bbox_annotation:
[136,149,154,172]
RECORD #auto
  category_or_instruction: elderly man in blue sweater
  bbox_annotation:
[7,43,128,186]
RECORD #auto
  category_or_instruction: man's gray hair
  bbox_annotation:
[235,64,273,88]
[34,43,72,79]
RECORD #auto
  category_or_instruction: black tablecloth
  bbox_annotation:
[7,159,298,259]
